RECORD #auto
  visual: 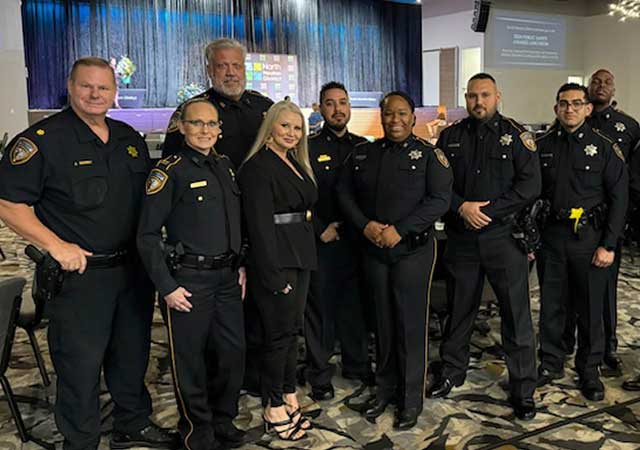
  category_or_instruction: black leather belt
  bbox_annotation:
[179,252,236,270]
[86,250,129,268]
[274,210,312,224]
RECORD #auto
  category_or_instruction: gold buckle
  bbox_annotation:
[305,210,312,222]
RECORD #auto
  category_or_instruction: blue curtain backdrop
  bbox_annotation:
[22,0,422,109]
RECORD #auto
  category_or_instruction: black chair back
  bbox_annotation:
[0,278,26,375]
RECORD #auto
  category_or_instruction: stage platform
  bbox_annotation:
[28,106,469,142]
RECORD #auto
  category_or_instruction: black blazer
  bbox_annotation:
[239,148,318,292]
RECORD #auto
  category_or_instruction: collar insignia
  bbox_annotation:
[584,144,598,157]
[408,149,423,160]
[500,134,513,146]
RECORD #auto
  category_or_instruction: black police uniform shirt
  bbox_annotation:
[137,147,242,297]
[588,105,640,160]
[436,113,541,232]
[0,108,151,252]
[308,126,368,238]
[162,88,273,168]
[536,122,628,249]
[338,134,453,260]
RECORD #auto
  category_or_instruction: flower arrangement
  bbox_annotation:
[115,56,136,87]
[177,82,206,103]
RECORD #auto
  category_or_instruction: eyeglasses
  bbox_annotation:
[181,119,222,129]
[556,100,589,111]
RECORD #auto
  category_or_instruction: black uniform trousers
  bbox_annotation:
[538,222,606,379]
[441,225,537,401]
[46,261,154,450]
[242,294,263,393]
[250,268,310,407]
[562,241,620,356]
[305,239,369,387]
[362,238,435,410]
[163,266,245,450]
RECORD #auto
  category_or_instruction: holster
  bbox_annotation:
[25,245,64,302]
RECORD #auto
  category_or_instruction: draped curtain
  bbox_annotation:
[22,0,422,108]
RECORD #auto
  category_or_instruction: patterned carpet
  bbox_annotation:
[1,223,640,450]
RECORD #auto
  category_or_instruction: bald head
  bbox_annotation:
[588,69,615,110]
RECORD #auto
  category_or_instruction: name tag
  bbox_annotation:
[447,143,461,148]
[75,160,93,166]
[190,180,207,189]
[355,154,367,160]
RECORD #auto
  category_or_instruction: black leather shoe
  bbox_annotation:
[110,423,180,449]
[622,374,640,391]
[580,377,605,401]
[511,398,536,421]
[603,352,623,370]
[426,378,455,398]
[362,397,390,421]
[213,423,246,448]
[393,407,421,430]
[536,367,564,387]
[310,384,335,401]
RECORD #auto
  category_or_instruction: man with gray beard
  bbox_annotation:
[162,38,273,168]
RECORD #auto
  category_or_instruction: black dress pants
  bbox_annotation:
[250,268,310,407]
[441,225,537,401]
[362,239,435,410]
[163,266,245,450]
[538,223,606,379]
[305,239,369,387]
[563,240,620,356]
[46,262,154,450]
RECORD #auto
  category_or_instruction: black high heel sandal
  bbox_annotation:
[286,405,313,430]
[262,413,308,441]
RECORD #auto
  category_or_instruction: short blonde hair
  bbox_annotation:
[243,101,315,183]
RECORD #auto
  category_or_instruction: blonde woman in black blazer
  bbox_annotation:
[239,100,317,441]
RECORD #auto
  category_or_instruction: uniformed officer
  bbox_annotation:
[623,134,640,391]
[536,83,627,401]
[0,57,176,450]
[162,38,273,168]
[163,37,272,396]
[563,69,640,370]
[338,91,452,429]
[427,73,540,421]
[305,82,372,401]
[138,98,246,450]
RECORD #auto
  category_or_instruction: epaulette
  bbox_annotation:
[614,108,640,125]
[355,139,370,147]
[452,118,463,126]
[156,154,182,171]
[415,136,435,148]
[535,127,556,142]
[308,131,322,140]
[503,116,526,133]
[246,89,268,98]
[593,128,625,162]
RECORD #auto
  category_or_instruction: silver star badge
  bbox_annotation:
[408,150,423,160]
[584,144,598,157]
[615,122,626,133]
[500,134,513,146]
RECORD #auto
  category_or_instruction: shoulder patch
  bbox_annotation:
[166,110,181,133]
[519,132,537,152]
[9,137,39,165]
[613,143,625,162]
[145,168,169,195]
[434,148,450,168]
[157,155,182,171]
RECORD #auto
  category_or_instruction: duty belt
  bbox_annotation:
[86,249,129,268]
[179,252,237,270]
[553,203,608,234]
[274,210,312,224]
